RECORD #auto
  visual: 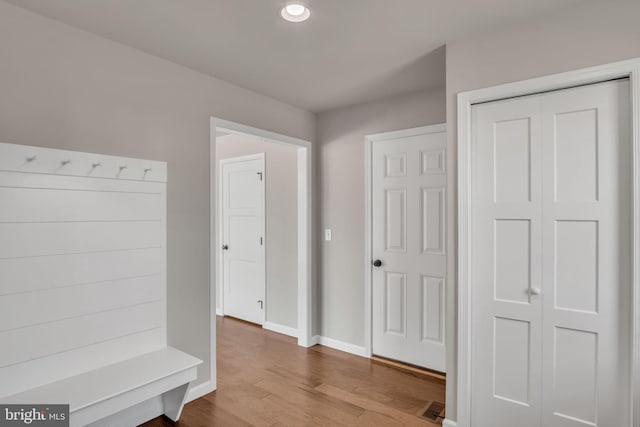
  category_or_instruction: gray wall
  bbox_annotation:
[444,0,640,420]
[316,86,446,346]
[0,1,315,388]
[215,133,298,329]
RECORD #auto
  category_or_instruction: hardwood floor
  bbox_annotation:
[142,316,446,426]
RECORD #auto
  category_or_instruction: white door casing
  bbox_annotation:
[470,80,630,427]
[220,154,266,325]
[370,125,447,372]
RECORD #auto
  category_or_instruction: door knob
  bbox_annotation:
[372,259,382,267]
[222,244,229,250]
[529,287,541,296]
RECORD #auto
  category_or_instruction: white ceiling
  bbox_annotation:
[5,0,587,112]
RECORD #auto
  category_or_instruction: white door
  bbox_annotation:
[371,127,447,372]
[471,80,630,427]
[221,154,265,325]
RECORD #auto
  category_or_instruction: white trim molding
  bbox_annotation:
[442,419,458,427]
[363,124,447,359]
[313,335,368,358]
[456,57,640,427]
[210,117,314,354]
[263,322,298,338]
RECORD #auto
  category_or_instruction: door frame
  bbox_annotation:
[456,58,640,427]
[219,152,266,324]
[364,123,447,358]
[210,118,314,386]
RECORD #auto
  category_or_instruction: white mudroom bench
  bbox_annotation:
[0,142,203,426]
[2,347,201,426]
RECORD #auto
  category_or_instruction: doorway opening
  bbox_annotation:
[209,118,314,384]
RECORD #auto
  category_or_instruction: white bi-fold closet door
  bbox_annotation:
[471,80,631,427]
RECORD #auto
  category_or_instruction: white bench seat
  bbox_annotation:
[2,347,202,427]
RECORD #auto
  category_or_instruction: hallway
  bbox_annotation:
[143,316,445,426]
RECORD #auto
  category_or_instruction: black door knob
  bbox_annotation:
[222,244,229,250]
[372,259,382,267]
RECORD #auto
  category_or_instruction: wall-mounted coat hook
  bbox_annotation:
[119,165,128,171]
[144,168,152,173]
[61,159,71,166]
[26,155,37,163]
[92,162,102,168]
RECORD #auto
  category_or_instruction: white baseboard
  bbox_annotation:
[443,419,458,427]
[263,321,298,338]
[216,308,223,316]
[185,380,216,403]
[312,335,368,358]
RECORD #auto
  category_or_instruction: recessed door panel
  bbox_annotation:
[421,149,445,175]
[421,276,444,343]
[494,118,532,203]
[228,216,260,260]
[554,221,598,313]
[494,219,531,304]
[493,317,531,405]
[554,109,598,202]
[229,170,260,209]
[385,189,406,252]
[385,153,407,177]
[422,187,444,254]
[384,272,406,336]
[553,328,598,425]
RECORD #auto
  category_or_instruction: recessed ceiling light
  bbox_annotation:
[281,3,310,23]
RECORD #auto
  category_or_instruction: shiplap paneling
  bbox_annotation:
[0,274,162,331]
[0,221,162,259]
[0,301,164,367]
[0,248,163,295]
[0,187,162,222]
[0,142,167,398]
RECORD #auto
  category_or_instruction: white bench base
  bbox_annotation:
[2,347,202,427]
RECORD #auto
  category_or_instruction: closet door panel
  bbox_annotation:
[471,96,543,427]
[540,80,631,427]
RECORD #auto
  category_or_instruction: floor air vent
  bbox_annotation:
[420,400,445,424]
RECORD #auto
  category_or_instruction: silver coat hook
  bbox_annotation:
[61,159,71,166]
[26,155,37,163]
[119,165,128,171]
[144,168,152,173]
[92,162,102,168]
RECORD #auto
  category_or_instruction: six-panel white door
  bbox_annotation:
[221,154,266,325]
[471,80,631,427]
[371,128,447,372]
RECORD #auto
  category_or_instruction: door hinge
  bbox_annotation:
[260,237,263,245]
[257,171,263,181]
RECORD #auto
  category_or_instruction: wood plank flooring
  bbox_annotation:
[142,316,446,426]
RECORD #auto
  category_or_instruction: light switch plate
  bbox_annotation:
[325,229,332,241]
